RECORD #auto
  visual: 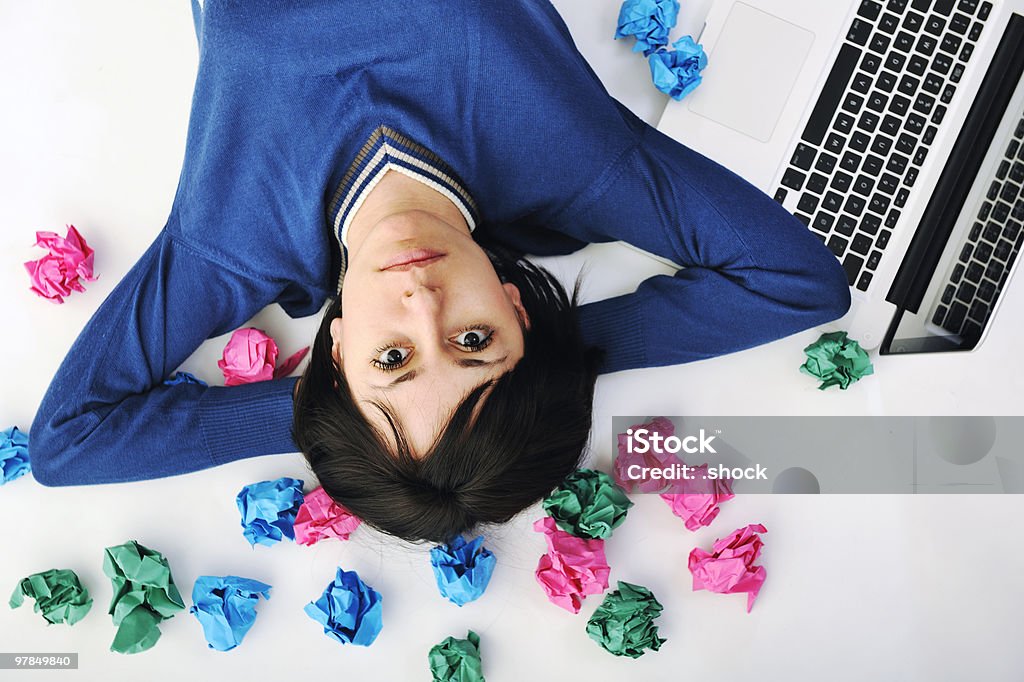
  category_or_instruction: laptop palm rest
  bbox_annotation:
[687,2,815,142]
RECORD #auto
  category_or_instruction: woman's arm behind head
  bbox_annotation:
[291,246,603,544]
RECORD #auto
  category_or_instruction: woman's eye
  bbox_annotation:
[372,346,411,370]
[453,328,494,351]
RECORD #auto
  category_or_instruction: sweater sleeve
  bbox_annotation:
[566,111,852,374]
[29,224,300,487]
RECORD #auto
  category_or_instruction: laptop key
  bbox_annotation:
[945,301,967,331]
[816,152,839,173]
[905,166,920,186]
[1008,139,1020,158]
[924,16,946,35]
[842,251,864,283]
[962,320,982,340]
[870,34,893,55]
[983,222,1001,242]
[940,34,963,55]
[907,54,929,76]
[895,133,916,155]
[905,113,926,134]
[968,300,988,323]
[904,10,925,32]
[992,201,1010,223]
[917,35,938,56]
[999,181,1019,204]
[851,130,872,152]
[977,280,996,302]
[862,213,883,234]
[985,260,1004,281]
[969,21,983,41]
[994,238,1013,261]
[940,84,956,104]
[914,146,929,165]
[1012,200,1024,220]
[798,193,820,214]
[782,168,807,191]
[941,283,956,304]
[957,0,978,15]
[791,144,816,170]
[808,172,829,194]
[956,281,976,302]
[932,105,947,125]
[922,72,943,94]
[965,262,984,283]
[885,208,901,227]
[795,213,813,226]
[836,112,856,134]
[870,193,892,214]
[859,0,884,19]
[952,263,965,282]
[889,0,910,12]
[865,154,885,175]
[841,151,863,173]
[802,44,862,145]
[879,172,900,195]
[889,94,912,116]
[932,304,948,325]
[832,171,854,192]
[894,31,916,53]
[950,63,965,82]
[935,0,955,14]
[867,250,883,269]
[823,191,845,213]
[774,188,787,204]
[871,135,894,155]
[913,92,935,115]
[861,52,883,74]
[847,19,873,46]
[854,174,875,195]
[895,187,911,207]
[978,1,991,20]
[813,211,836,233]
[960,43,974,62]
[847,194,868,216]
[868,92,889,112]
[898,74,921,96]
[843,92,865,113]
[888,152,910,174]
[837,214,859,235]
[852,234,874,255]
[858,111,881,133]
[879,12,901,33]
[830,235,851,258]
[986,182,1000,201]
[857,271,874,291]
[997,160,1010,180]
[825,133,846,155]
[1010,162,1024,183]
[949,12,971,34]
[877,229,892,248]
[1005,220,1022,241]
[884,51,906,72]
[876,71,898,93]
[978,201,992,220]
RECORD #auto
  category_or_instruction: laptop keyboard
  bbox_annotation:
[773,0,993,293]
[931,115,1024,340]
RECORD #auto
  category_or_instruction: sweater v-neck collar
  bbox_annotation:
[326,125,479,294]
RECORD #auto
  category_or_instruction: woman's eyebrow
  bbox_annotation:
[375,355,509,390]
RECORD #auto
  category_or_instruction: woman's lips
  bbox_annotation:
[380,249,446,271]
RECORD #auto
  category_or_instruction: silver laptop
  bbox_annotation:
[657,0,1024,354]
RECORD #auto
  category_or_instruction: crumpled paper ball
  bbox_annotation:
[800,331,874,390]
[102,540,186,654]
[294,486,362,545]
[586,581,666,658]
[428,630,485,682]
[189,575,272,651]
[689,523,768,612]
[236,477,305,546]
[533,517,610,614]
[614,0,679,55]
[430,535,496,606]
[660,463,735,531]
[9,568,93,626]
[649,35,708,100]
[23,224,98,303]
[304,568,383,647]
[217,327,309,386]
[1,425,31,484]
[542,468,633,540]
[613,416,679,493]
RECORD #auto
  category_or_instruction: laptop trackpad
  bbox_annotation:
[688,2,814,142]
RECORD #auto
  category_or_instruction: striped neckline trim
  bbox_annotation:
[326,125,479,294]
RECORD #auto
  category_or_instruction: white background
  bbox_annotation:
[1,1,1022,680]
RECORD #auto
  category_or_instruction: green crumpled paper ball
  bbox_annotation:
[9,568,93,626]
[428,630,485,682]
[542,468,633,540]
[102,540,186,655]
[586,581,666,658]
[799,331,874,390]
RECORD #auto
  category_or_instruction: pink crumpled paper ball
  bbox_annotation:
[294,486,362,545]
[218,327,309,386]
[614,416,679,493]
[660,463,735,531]
[533,516,611,614]
[23,224,98,304]
[688,523,767,612]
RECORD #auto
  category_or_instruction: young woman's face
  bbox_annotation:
[335,210,528,455]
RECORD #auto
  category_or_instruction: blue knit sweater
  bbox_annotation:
[29,0,850,486]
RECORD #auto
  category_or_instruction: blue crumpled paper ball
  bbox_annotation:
[189,575,272,651]
[304,568,383,647]
[649,35,708,100]
[614,0,680,56]
[162,371,207,387]
[1,426,31,484]
[236,477,305,546]
[429,535,496,607]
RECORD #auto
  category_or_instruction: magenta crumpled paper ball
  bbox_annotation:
[217,328,309,386]
[23,224,98,303]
